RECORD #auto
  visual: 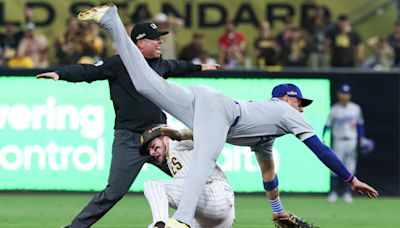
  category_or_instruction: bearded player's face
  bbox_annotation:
[147,137,167,164]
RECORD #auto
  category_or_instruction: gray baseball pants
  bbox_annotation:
[332,138,357,174]
[98,6,240,226]
[330,138,358,194]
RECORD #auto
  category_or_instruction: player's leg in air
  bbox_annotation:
[77,3,194,128]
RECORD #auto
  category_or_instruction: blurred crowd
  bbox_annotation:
[0,6,109,68]
[1,5,400,70]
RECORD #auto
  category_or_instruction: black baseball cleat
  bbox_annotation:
[77,3,114,22]
[154,221,166,228]
[274,213,317,228]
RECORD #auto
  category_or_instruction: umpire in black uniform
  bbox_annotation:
[37,22,219,228]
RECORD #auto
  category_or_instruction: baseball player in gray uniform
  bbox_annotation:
[140,125,235,228]
[323,84,365,203]
[78,4,379,228]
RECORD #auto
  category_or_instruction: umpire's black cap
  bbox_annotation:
[139,124,167,156]
[131,22,169,43]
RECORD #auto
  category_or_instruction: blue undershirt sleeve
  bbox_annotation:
[357,124,365,138]
[303,135,354,182]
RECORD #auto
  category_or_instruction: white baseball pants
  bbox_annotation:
[144,179,235,228]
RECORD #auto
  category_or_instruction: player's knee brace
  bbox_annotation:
[263,175,279,191]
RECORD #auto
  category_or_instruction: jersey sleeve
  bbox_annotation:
[251,137,275,155]
[161,59,202,78]
[56,56,117,82]
[281,108,315,140]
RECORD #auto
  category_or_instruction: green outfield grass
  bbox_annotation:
[0,193,398,228]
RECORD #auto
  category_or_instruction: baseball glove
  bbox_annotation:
[359,138,375,155]
[274,213,316,228]
[160,127,193,141]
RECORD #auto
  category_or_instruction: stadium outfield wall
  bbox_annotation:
[0,68,399,195]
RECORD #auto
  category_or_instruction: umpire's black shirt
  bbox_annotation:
[56,55,202,133]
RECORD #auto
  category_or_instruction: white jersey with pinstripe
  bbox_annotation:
[167,140,227,181]
[144,139,235,228]
[325,101,364,173]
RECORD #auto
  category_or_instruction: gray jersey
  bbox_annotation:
[227,98,315,155]
[326,102,364,140]
[167,140,227,182]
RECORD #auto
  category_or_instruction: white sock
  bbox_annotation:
[269,196,284,213]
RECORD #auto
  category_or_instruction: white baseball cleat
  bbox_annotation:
[165,218,189,228]
[327,192,338,203]
[343,192,353,203]
[77,3,114,22]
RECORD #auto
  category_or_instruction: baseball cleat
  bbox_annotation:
[77,3,114,22]
[343,192,353,203]
[274,213,316,228]
[327,192,338,203]
[165,218,189,228]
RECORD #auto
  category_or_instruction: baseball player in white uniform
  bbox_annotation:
[140,125,234,228]
[323,84,365,203]
[77,4,379,228]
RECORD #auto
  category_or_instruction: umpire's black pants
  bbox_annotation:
[69,129,171,228]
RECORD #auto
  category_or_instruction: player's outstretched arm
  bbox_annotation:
[303,135,379,198]
[350,177,379,198]
[36,72,60,80]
